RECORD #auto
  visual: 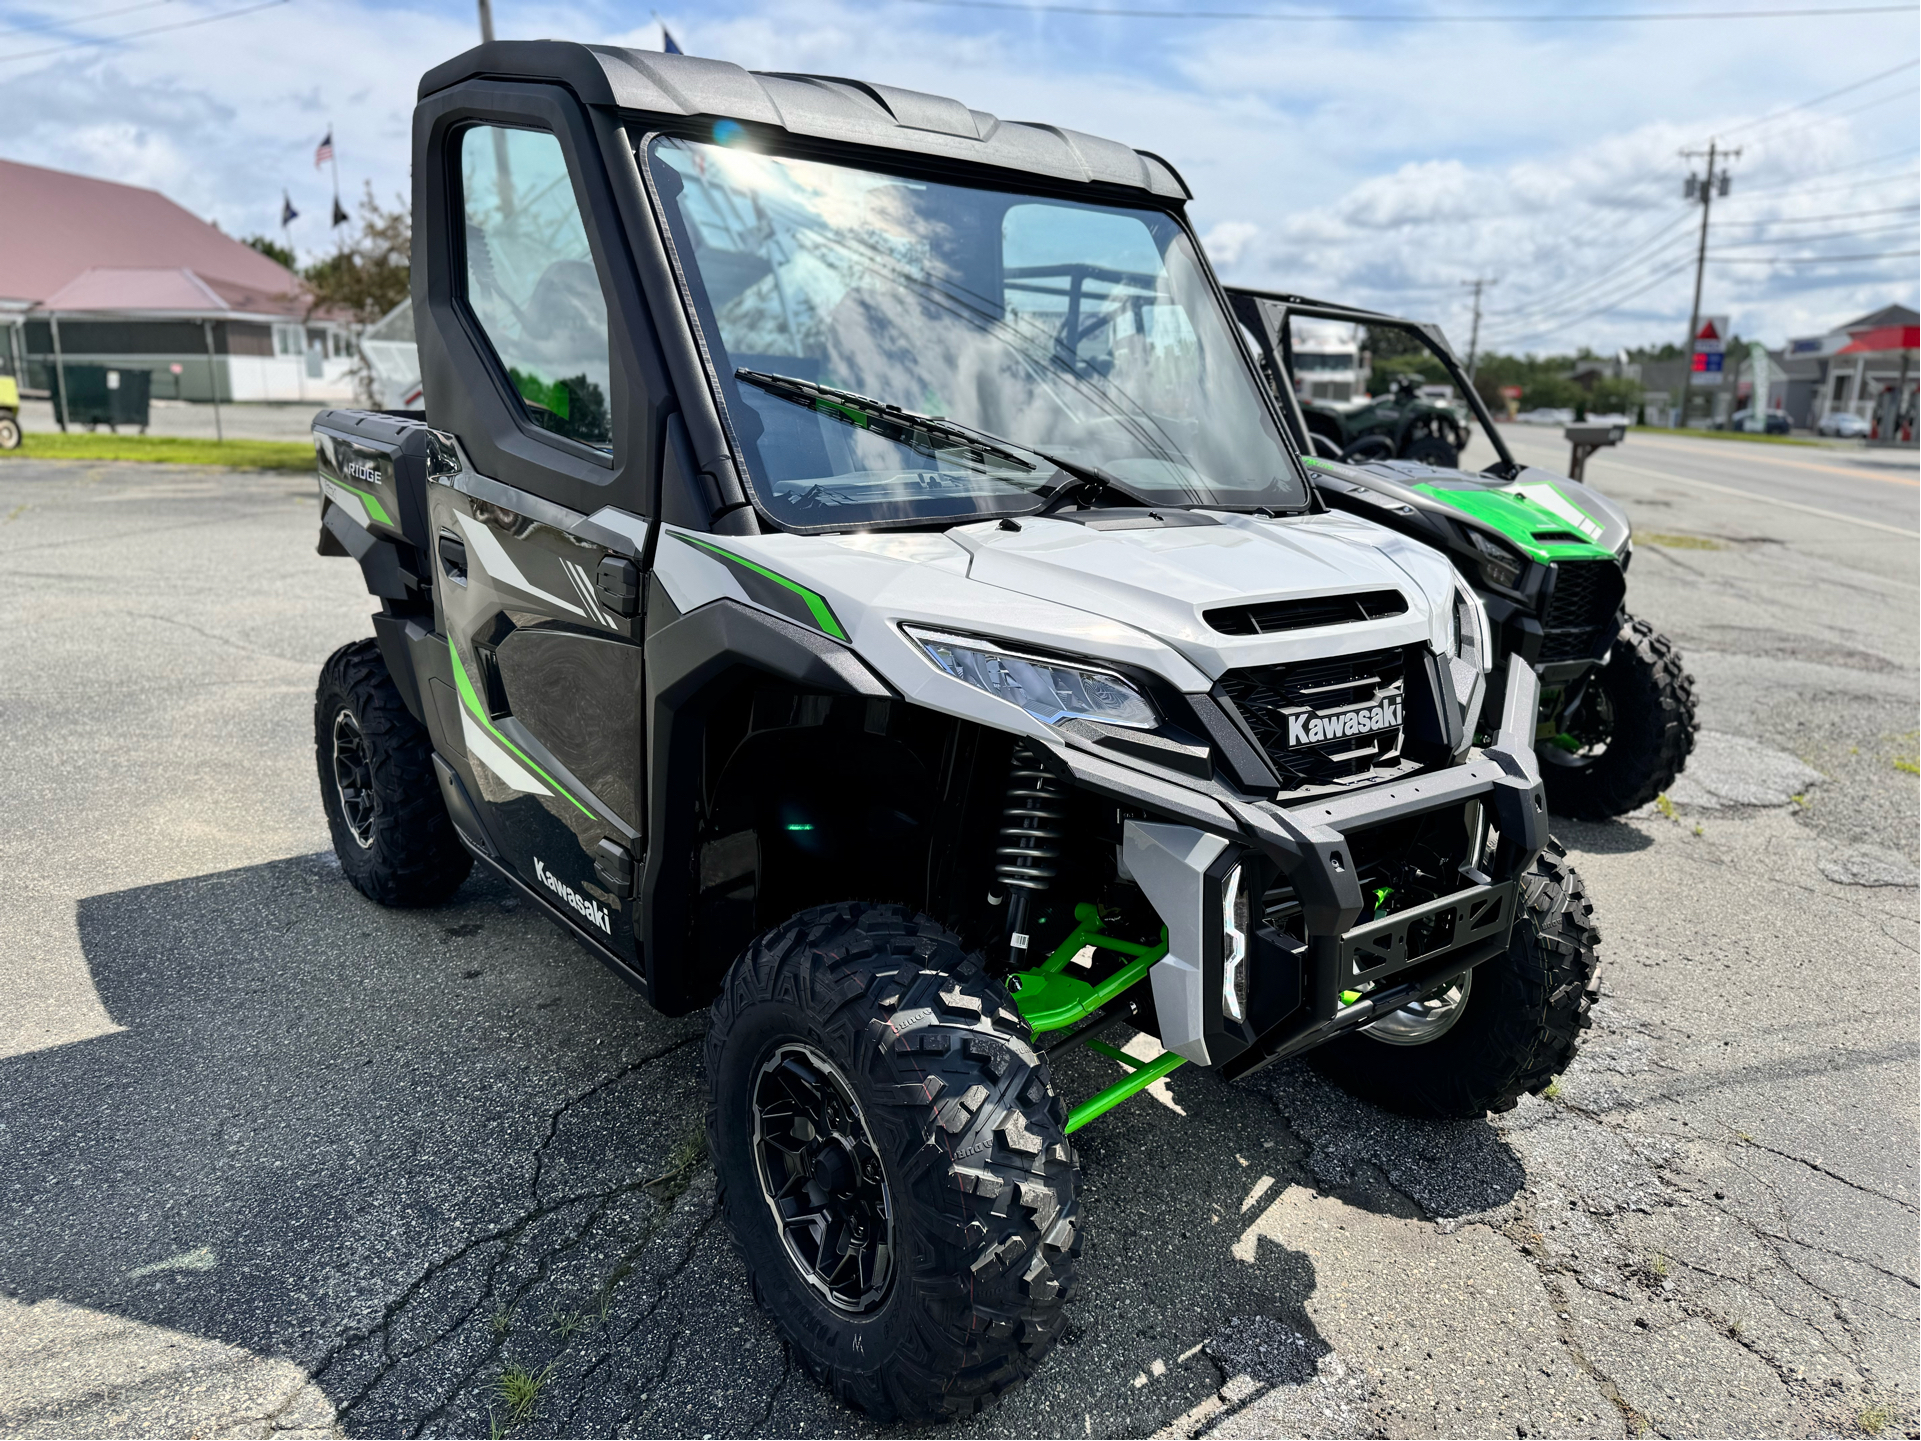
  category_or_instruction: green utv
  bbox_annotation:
[310,44,1600,1423]
[1227,290,1698,819]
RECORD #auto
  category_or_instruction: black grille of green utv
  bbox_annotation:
[1539,560,1626,663]
[1217,645,1408,791]
[1205,589,1407,636]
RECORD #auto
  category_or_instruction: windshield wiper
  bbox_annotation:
[732,368,1174,512]
[735,369,1038,476]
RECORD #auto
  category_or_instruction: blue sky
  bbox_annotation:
[1,0,1914,353]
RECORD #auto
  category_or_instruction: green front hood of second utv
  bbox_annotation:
[1412,480,1618,565]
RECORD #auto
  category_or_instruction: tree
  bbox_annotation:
[241,235,295,270]
[303,184,411,325]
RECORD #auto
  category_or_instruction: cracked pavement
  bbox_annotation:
[0,435,1914,1439]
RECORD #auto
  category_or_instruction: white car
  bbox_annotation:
[1816,410,1870,438]
[1514,407,1575,426]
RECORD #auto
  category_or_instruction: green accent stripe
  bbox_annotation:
[675,534,850,642]
[329,475,394,528]
[448,639,597,820]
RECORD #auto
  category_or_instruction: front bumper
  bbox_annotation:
[1116,664,1547,1074]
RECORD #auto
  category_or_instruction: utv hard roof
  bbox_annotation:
[422,41,1190,201]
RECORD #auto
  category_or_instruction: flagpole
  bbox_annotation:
[329,120,341,222]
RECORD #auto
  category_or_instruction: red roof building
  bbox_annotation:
[0,157,359,405]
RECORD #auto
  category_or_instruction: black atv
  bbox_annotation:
[1303,371,1472,469]
[1228,289,1698,820]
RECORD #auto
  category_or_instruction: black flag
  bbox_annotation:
[281,191,298,227]
[331,193,349,227]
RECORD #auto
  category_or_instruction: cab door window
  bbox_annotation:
[460,125,613,451]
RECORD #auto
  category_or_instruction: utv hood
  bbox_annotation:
[1351,459,1630,562]
[944,509,1460,677]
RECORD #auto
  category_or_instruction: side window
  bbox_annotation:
[460,126,613,451]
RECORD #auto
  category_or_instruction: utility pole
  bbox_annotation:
[1462,277,1496,383]
[1677,141,1739,429]
[476,0,516,219]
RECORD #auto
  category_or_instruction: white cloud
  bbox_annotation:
[0,0,1911,351]
[1202,220,1260,267]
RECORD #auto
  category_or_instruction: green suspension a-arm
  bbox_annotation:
[1008,902,1185,1134]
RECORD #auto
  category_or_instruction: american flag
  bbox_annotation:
[314,129,334,169]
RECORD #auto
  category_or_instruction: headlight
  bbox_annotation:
[1447,582,1491,709]
[905,627,1158,730]
[1221,863,1249,1023]
[1467,529,1524,591]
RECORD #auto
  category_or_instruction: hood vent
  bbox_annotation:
[1206,589,1407,637]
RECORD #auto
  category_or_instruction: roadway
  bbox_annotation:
[0,438,1913,1440]
[1475,422,1920,539]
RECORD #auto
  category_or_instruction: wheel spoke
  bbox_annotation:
[752,1042,896,1313]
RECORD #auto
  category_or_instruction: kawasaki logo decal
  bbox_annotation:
[535,856,612,934]
[1288,698,1403,748]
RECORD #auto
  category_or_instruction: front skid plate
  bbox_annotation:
[1341,878,1517,992]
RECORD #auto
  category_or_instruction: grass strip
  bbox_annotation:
[0,432,315,470]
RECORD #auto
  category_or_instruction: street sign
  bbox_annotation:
[1693,315,1729,355]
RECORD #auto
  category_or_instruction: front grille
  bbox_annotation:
[1206,589,1407,636]
[1217,645,1408,791]
[1539,560,1626,662]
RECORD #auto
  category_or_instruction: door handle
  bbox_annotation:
[595,556,640,617]
[437,531,467,585]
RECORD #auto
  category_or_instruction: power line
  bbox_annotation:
[1725,145,1919,194]
[0,0,291,64]
[1492,256,1700,348]
[1709,219,1920,246]
[1708,248,1920,261]
[1484,213,1698,329]
[1737,85,1921,146]
[0,0,176,37]
[880,0,1918,19]
[1716,56,1919,137]
[1713,201,1920,224]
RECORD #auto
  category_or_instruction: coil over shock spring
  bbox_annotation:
[996,741,1066,965]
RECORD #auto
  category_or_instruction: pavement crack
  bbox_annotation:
[1736,1135,1919,1215]
[754,1346,794,1434]
[528,1032,702,1201]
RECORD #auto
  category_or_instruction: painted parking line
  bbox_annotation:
[1592,457,1921,538]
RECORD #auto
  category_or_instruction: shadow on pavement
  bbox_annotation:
[1553,817,1657,854]
[3,852,1533,1438]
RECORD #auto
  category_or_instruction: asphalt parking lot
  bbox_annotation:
[1,431,1915,1440]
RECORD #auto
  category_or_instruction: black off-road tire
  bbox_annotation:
[315,638,472,906]
[1541,613,1698,819]
[706,902,1081,1424]
[1309,840,1601,1119]
[1400,433,1459,468]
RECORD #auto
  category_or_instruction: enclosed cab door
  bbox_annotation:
[424,118,648,960]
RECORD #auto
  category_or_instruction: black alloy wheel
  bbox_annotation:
[331,708,378,849]
[752,1042,895,1313]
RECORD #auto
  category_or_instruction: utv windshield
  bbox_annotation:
[647,135,1307,529]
